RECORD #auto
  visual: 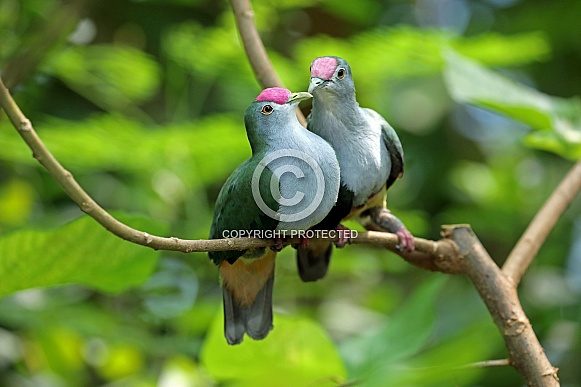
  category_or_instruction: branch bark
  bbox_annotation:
[503,160,581,285]
[230,0,283,90]
[447,225,559,386]
[229,0,307,126]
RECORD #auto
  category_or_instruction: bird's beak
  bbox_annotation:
[287,91,312,104]
[308,77,325,93]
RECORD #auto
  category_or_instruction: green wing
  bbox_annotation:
[208,157,280,265]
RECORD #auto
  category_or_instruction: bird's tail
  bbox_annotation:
[219,249,276,345]
[296,239,333,282]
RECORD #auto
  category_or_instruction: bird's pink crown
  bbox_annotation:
[255,87,291,105]
[311,57,338,80]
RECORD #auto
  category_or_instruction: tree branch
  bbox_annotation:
[229,0,307,126]
[447,225,559,386]
[229,0,283,90]
[502,160,581,285]
[0,73,458,272]
[1,3,565,381]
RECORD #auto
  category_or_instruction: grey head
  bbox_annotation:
[244,88,311,153]
[308,56,356,102]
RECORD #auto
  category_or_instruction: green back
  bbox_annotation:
[208,156,280,265]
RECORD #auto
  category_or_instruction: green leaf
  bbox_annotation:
[444,50,581,159]
[0,214,164,297]
[340,276,446,384]
[201,311,347,387]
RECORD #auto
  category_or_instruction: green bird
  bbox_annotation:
[209,87,340,344]
[296,56,415,282]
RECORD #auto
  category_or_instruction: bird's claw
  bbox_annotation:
[334,224,352,248]
[290,236,310,249]
[395,226,415,252]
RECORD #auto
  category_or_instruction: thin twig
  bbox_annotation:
[229,0,307,126]
[457,359,511,369]
[503,160,581,285]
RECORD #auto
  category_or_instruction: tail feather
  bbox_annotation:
[296,240,333,282]
[222,288,246,345]
[219,251,275,345]
[243,275,274,340]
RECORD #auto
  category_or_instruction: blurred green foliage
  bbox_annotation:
[201,312,346,386]
[0,214,164,296]
[445,50,581,159]
[48,45,161,114]
[0,0,580,386]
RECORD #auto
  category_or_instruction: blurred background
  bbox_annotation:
[0,0,580,385]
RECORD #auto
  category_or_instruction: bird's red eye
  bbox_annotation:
[337,68,345,79]
[261,105,274,115]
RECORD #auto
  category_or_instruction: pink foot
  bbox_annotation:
[300,237,309,248]
[334,224,352,248]
[395,226,415,252]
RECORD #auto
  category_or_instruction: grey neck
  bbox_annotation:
[310,91,365,134]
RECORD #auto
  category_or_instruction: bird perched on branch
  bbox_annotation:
[296,56,415,282]
[209,87,340,344]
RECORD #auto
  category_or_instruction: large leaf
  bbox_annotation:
[444,50,581,159]
[0,214,164,296]
[340,276,446,385]
[201,312,347,386]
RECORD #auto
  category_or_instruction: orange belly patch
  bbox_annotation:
[219,249,276,306]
